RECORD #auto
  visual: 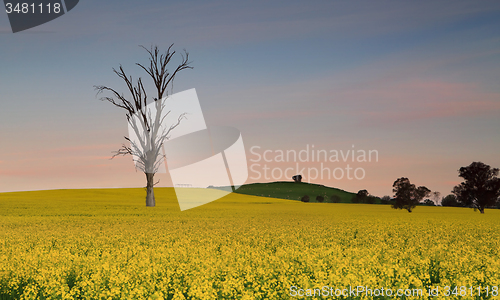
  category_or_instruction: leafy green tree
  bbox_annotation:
[380,195,392,205]
[423,199,435,206]
[329,195,341,203]
[351,190,378,204]
[352,189,369,203]
[441,194,460,207]
[316,195,325,202]
[391,177,431,212]
[365,196,378,204]
[452,162,500,214]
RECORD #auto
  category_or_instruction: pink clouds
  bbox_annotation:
[218,109,315,123]
[0,143,135,189]
[332,79,500,125]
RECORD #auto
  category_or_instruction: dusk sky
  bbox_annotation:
[1,0,500,198]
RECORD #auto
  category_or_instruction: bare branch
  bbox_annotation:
[136,44,193,100]
[111,143,133,159]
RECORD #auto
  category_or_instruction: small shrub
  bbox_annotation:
[423,199,435,206]
[301,195,310,202]
[365,196,377,204]
[316,195,324,202]
[352,189,370,203]
[380,196,392,204]
[330,195,341,203]
[441,194,460,207]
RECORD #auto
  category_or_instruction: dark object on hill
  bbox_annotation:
[301,195,310,202]
[292,175,302,183]
[329,195,341,203]
[351,189,378,204]
[316,195,325,202]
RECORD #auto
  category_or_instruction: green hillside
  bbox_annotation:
[212,181,356,203]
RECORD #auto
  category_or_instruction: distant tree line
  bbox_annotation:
[387,161,500,213]
[298,161,500,214]
[351,189,379,204]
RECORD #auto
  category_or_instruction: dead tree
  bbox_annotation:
[95,44,192,207]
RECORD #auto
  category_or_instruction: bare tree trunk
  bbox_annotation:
[145,173,155,207]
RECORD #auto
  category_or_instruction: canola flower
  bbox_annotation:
[0,188,499,299]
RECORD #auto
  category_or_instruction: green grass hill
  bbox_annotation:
[211,181,356,203]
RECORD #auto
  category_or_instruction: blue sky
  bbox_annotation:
[1,0,500,197]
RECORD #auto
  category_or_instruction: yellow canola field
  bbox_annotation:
[0,188,499,300]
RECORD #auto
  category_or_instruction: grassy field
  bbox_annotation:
[0,188,499,299]
[214,182,356,203]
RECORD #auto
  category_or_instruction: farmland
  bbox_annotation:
[0,188,499,299]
